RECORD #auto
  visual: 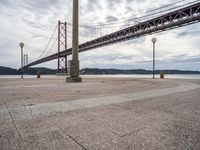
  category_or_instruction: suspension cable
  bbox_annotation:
[66,0,199,28]
[85,0,199,27]
[37,24,58,60]
[45,38,58,57]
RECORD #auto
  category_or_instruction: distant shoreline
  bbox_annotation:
[0,66,200,75]
[0,74,200,80]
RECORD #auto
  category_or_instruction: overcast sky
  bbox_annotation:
[0,0,199,70]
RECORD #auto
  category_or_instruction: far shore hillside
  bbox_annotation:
[0,66,200,75]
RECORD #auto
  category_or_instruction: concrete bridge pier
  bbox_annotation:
[66,0,82,82]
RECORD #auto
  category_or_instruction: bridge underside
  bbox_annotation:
[23,2,200,69]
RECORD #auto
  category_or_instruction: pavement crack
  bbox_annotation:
[3,100,23,142]
[46,106,58,114]
[120,127,147,137]
[59,128,87,150]
[111,131,120,136]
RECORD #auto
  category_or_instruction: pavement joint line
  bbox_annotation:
[120,127,147,137]
[3,100,23,142]
[59,127,88,150]
[45,106,88,150]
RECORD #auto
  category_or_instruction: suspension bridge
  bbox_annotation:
[22,1,200,74]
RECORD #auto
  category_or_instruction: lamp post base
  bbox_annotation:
[66,76,82,83]
[66,60,82,83]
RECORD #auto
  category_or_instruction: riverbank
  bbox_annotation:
[1,74,200,79]
[0,77,200,149]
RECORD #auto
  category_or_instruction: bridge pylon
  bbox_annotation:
[57,20,67,74]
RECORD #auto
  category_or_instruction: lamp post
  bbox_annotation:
[151,37,157,79]
[19,42,24,79]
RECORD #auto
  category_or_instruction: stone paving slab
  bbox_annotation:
[0,77,200,149]
[0,80,198,122]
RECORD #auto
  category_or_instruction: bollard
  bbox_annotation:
[160,71,165,79]
[37,71,41,79]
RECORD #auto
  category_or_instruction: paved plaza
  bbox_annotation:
[0,77,200,149]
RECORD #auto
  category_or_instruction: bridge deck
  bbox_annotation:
[23,2,200,69]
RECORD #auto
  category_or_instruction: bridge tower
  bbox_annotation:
[57,20,67,74]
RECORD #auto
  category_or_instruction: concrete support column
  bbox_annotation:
[66,0,82,82]
[72,0,79,61]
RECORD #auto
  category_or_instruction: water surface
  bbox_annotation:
[0,74,200,79]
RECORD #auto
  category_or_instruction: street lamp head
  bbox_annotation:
[19,42,24,48]
[151,37,157,43]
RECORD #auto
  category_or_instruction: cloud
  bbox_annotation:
[0,0,199,71]
[170,54,200,63]
[176,30,200,38]
[106,15,118,22]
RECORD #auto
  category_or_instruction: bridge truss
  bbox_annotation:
[23,2,200,69]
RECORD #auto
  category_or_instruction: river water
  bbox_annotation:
[0,74,200,79]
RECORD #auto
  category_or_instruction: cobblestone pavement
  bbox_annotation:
[0,77,200,150]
